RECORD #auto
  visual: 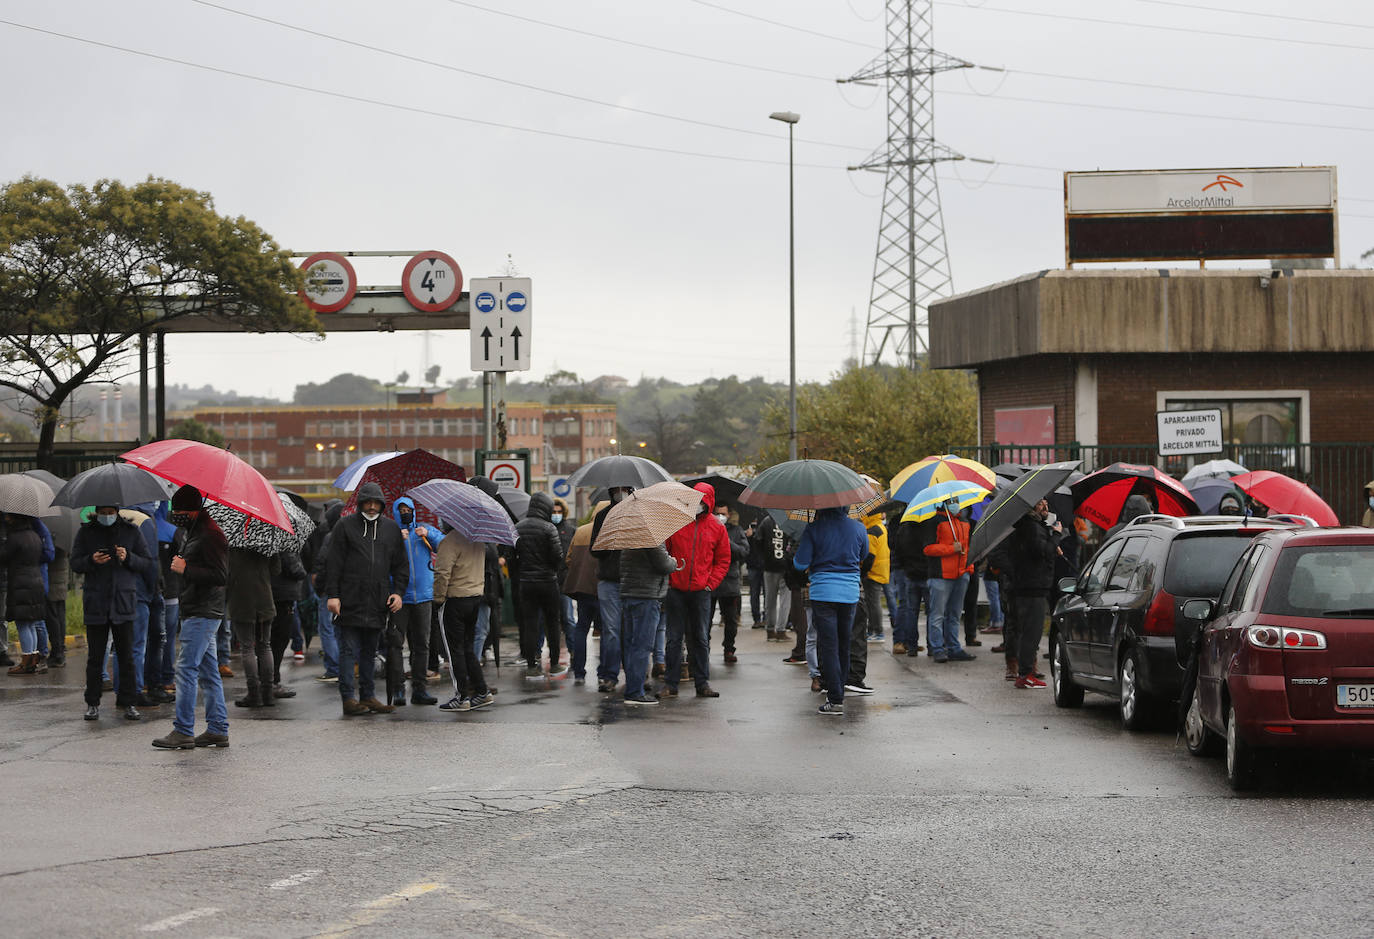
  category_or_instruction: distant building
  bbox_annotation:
[186,394,617,493]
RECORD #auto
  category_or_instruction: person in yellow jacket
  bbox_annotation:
[845,510,890,695]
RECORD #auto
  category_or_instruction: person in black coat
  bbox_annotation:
[514,492,567,678]
[268,549,307,697]
[0,514,53,675]
[71,506,154,721]
[1007,499,1062,686]
[309,499,344,681]
[324,481,408,715]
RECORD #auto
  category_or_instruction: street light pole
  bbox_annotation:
[770,110,800,461]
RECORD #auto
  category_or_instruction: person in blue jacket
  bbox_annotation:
[387,496,444,706]
[793,506,871,716]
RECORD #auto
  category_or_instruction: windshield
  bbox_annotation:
[1162,532,1256,599]
[1262,544,1374,617]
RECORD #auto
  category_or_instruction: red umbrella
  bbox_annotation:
[342,448,467,524]
[1229,470,1339,527]
[1071,462,1198,529]
[121,439,295,532]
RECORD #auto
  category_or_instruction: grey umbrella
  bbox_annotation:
[0,473,61,518]
[567,454,673,490]
[51,462,171,509]
[19,470,80,551]
[497,488,531,520]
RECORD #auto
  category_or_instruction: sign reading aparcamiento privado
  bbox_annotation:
[1157,408,1224,456]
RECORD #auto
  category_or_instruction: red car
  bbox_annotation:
[1182,527,1374,790]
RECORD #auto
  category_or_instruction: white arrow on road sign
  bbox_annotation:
[469,276,532,372]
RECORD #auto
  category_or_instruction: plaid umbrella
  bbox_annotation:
[342,449,466,524]
[592,481,703,550]
[900,480,990,523]
[738,459,879,511]
[406,479,517,546]
[1071,462,1198,529]
[207,492,315,556]
[332,450,407,491]
[890,454,996,504]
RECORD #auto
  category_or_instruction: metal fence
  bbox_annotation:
[948,442,1374,527]
[0,443,130,480]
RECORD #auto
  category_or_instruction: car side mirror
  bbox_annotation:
[1181,599,1215,621]
[1057,576,1078,594]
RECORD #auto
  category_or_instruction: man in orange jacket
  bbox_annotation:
[660,483,732,699]
[923,501,977,664]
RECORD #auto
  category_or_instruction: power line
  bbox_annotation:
[685,0,879,49]
[0,18,845,169]
[1127,0,1374,32]
[189,0,865,152]
[441,0,834,82]
[934,2,1374,55]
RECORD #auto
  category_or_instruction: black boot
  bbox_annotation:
[234,686,262,708]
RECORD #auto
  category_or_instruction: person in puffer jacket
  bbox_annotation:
[514,493,567,678]
[386,496,444,706]
[661,483,731,699]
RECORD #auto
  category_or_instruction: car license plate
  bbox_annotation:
[1336,684,1374,708]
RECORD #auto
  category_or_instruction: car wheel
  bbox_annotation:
[1184,678,1221,757]
[1225,700,1258,791]
[1050,631,1083,708]
[1118,646,1156,732]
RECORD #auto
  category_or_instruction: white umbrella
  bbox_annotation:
[332,451,406,491]
[1181,458,1247,482]
[0,473,61,518]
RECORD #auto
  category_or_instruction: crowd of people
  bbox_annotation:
[0,471,1090,744]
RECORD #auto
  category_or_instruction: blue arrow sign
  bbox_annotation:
[475,291,497,313]
[506,291,527,313]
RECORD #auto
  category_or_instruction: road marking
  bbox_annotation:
[270,869,323,890]
[140,908,220,932]
[311,882,446,938]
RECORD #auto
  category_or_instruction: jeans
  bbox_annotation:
[561,595,576,651]
[15,619,40,655]
[621,597,659,700]
[664,588,711,691]
[337,623,381,702]
[897,576,930,647]
[806,610,819,678]
[715,595,741,655]
[813,600,856,704]
[440,596,487,699]
[883,572,903,634]
[595,580,622,682]
[216,618,231,666]
[173,615,228,737]
[762,571,791,630]
[571,594,598,679]
[748,567,764,624]
[985,577,1004,628]
[474,602,491,661]
[927,574,970,658]
[519,580,563,669]
[112,598,150,695]
[144,593,165,693]
[160,600,180,687]
[315,588,339,677]
[85,620,135,708]
[655,605,667,665]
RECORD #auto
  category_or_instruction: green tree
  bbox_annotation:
[0,416,35,443]
[167,417,225,449]
[756,365,978,485]
[0,176,317,467]
[293,373,386,405]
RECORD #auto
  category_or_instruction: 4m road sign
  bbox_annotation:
[469,277,532,372]
[402,250,463,312]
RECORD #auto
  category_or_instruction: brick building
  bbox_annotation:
[187,394,617,493]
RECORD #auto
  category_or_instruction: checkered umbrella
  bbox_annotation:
[592,481,704,550]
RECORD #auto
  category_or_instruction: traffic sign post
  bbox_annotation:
[469,277,532,371]
[477,448,531,493]
[401,250,463,312]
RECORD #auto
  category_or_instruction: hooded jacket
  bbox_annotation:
[1106,494,1154,539]
[750,513,792,573]
[861,511,890,584]
[392,495,444,604]
[1008,511,1058,596]
[665,484,732,593]
[177,509,228,619]
[711,518,751,599]
[515,492,566,585]
[923,511,974,581]
[324,481,408,630]
[71,514,155,624]
[0,516,53,622]
[792,506,870,604]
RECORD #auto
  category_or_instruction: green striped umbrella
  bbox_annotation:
[738,459,880,510]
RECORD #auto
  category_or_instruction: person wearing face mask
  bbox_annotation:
[386,496,443,707]
[589,486,634,692]
[1362,481,1374,527]
[551,497,577,668]
[708,504,749,665]
[71,504,155,722]
[514,493,569,678]
[325,482,408,717]
[660,483,731,699]
[152,485,230,749]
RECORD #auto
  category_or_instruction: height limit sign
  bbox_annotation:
[469,277,531,372]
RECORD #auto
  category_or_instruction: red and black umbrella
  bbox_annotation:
[1071,462,1198,529]
[342,448,467,526]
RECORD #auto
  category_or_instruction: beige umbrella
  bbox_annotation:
[592,481,703,550]
[0,473,61,518]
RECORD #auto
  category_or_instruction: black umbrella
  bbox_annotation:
[969,461,1081,564]
[51,462,172,509]
[567,454,673,490]
[680,472,764,524]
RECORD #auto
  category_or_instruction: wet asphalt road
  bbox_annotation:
[2,623,1372,938]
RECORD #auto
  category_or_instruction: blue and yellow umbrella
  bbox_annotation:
[900,479,990,523]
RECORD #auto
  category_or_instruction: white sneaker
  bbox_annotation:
[844,682,875,695]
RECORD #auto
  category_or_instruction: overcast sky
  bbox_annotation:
[3,0,1371,399]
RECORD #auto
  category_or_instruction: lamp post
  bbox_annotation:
[769,110,800,461]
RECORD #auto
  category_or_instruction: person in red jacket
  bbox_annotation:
[660,483,731,699]
[922,501,977,664]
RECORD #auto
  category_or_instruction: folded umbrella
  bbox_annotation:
[1071,462,1198,529]
[122,440,295,532]
[567,454,673,490]
[592,481,703,550]
[1229,470,1339,526]
[18,470,79,551]
[207,492,316,556]
[970,461,1081,563]
[901,479,991,523]
[406,478,518,546]
[738,459,879,511]
[50,462,169,512]
[0,473,61,518]
[332,450,407,491]
[890,454,996,505]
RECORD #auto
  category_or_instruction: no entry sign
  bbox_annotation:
[298,252,358,313]
[402,250,463,312]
